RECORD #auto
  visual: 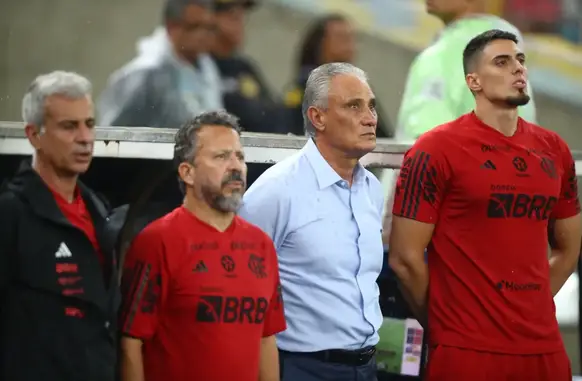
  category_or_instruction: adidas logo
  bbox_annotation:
[481,160,496,170]
[193,260,208,273]
[55,242,72,258]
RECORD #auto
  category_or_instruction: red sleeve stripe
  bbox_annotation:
[121,261,152,333]
[399,151,431,219]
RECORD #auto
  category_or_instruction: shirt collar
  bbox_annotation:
[303,138,368,190]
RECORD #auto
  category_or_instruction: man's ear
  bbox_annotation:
[466,73,482,93]
[307,106,326,133]
[178,162,195,188]
[24,124,42,150]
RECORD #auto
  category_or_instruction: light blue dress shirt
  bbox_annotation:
[238,139,385,352]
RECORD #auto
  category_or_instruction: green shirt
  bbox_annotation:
[396,15,537,140]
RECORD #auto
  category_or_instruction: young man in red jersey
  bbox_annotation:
[389,29,581,381]
[119,110,286,381]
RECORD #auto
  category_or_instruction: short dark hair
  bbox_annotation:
[174,110,241,193]
[163,0,213,23]
[462,29,519,75]
[174,110,241,166]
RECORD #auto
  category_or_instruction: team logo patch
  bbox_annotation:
[248,254,267,279]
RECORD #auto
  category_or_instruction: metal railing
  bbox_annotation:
[1,121,582,174]
[0,122,408,169]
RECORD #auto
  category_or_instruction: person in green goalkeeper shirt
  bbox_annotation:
[396,0,537,141]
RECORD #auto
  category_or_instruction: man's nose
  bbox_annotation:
[228,154,245,170]
[76,124,95,143]
[514,60,526,73]
[362,109,378,127]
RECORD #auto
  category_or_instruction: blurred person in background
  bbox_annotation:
[99,0,222,128]
[211,0,286,134]
[211,0,287,187]
[283,14,393,138]
[0,71,119,381]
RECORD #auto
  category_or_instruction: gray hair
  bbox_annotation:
[22,71,92,127]
[302,62,369,137]
[174,110,241,192]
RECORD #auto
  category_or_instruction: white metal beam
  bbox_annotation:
[0,122,407,168]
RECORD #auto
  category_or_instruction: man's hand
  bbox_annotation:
[388,216,434,327]
[120,337,145,381]
[259,335,280,381]
[548,215,582,296]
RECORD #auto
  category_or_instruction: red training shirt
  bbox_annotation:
[52,187,105,268]
[120,206,286,381]
[392,112,580,354]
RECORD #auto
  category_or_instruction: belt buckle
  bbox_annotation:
[357,347,375,364]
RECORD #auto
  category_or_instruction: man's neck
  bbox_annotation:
[475,102,519,137]
[314,139,359,185]
[32,158,77,202]
[183,194,234,232]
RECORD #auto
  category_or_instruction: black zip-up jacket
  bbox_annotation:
[0,163,120,381]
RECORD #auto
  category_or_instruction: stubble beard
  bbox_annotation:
[201,184,244,214]
[504,92,531,107]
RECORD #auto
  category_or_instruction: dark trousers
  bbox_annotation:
[279,350,378,381]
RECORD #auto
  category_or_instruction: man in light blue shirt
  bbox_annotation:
[239,62,384,381]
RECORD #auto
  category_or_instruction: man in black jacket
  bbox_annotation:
[211,0,288,186]
[211,0,286,135]
[0,71,120,381]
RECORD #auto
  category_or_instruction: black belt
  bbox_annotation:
[280,346,376,366]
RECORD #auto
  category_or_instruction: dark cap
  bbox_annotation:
[215,0,257,12]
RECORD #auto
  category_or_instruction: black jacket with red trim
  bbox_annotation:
[0,162,120,381]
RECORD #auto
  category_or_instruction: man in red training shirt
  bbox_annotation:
[389,29,581,380]
[119,110,286,381]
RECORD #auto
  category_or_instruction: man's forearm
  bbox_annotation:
[120,339,145,381]
[549,249,579,296]
[390,255,429,326]
[121,352,145,381]
[259,335,280,381]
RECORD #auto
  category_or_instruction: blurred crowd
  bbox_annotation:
[97,0,394,140]
[502,0,582,42]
